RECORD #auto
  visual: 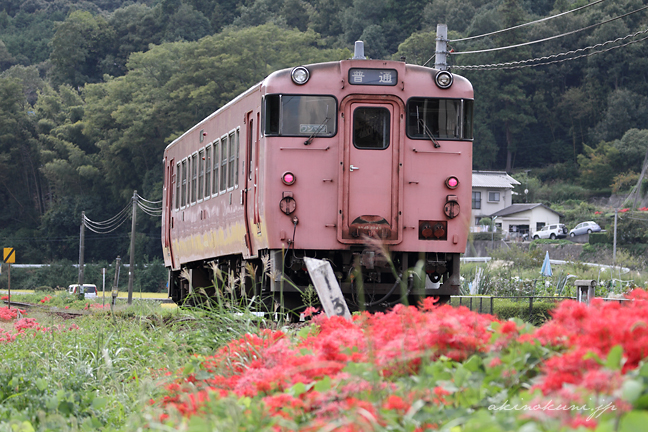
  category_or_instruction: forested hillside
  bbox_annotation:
[1,0,648,263]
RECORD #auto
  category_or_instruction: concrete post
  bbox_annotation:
[575,280,596,304]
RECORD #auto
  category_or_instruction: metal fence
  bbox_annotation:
[450,295,632,316]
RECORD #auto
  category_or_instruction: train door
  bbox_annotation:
[164,158,177,268]
[338,97,403,243]
[243,112,257,258]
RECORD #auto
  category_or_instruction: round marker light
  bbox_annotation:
[291,66,310,85]
[282,172,296,185]
[435,71,453,89]
[445,176,459,189]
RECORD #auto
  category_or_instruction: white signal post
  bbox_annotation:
[435,24,448,71]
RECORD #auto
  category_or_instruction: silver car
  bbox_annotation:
[569,221,601,237]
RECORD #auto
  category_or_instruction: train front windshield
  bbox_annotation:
[407,98,474,140]
[264,95,337,137]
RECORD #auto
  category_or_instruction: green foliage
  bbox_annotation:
[490,244,544,269]
[492,298,557,325]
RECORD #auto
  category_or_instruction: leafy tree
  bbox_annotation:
[50,10,115,87]
[577,141,620,191]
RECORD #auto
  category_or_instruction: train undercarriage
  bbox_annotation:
[168,248,460,317]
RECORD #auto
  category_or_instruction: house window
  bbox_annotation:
[472,191,481,209]
[488,191,500,202]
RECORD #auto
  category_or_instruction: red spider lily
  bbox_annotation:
[0,307,25,322]
[152,289,648,430]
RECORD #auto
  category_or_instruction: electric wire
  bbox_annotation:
[453,27,648,70]
[137,201,163,217]
[82,203,131,227]
[453,31,648,70]
[83,214,131,234]
[450,3,648,55]
[449,0,607,42]
[135,193,162,204]
[136,200,163,211]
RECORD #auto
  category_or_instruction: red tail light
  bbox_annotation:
[282,172,296,185]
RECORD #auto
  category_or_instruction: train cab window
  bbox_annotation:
[190,154,197,203]
[198,149,205,200]
[204,145,211,197]
[353,107,390,150]
[264,95,336,137]
[213,140,220,195]
[407,98,474,140]
[220,135,228,192]
[181,160,187,207]
[175,162,181,210]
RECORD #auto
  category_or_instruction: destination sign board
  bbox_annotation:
[348,68,397,86]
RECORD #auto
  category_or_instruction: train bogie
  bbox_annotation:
[162,42,474,313]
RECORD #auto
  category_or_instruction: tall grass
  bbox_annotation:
[0,294,266,431]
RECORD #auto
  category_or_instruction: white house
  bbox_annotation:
[471,171,520,226]
[490,203,563,240]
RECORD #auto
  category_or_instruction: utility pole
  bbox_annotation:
[435,24,448,71]
[127,191,137,304]
[613,209,618,268]
[78,211,85,300]
[111,256,121,312]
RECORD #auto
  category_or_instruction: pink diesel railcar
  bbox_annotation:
[161,43,474,311]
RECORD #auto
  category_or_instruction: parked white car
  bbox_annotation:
[68,284,98,299]
[531,223,567,240]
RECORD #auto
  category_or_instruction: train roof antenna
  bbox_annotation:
[352,41,366,60]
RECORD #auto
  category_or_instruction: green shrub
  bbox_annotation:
[589,232,611,244]
[34,285,53,292]
[471,232,502,241]
[493,299,558,326]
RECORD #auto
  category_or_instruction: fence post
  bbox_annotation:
[575,280,596,304]
[490,297,494,315]
[529,296,534,318]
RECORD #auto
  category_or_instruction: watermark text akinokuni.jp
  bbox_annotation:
[489,400,617,420]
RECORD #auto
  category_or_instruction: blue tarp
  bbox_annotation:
[540,251,552,277]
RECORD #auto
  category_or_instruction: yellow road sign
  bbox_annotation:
[3,248,15,264]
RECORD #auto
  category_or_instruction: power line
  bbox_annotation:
[449,0,607,43]
[453,27,648,70]
[450,3,648,55]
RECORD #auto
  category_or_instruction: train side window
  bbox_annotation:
[220,135,228,192]
[181,160,187,207]
[463,100,474,139]
[213,140,219,195]
[191,153,197,203]
[198,149,205,200]
[175,162,181,210]
[353,107,390,150]
[228,130,238,189]
[264,95,280,135]
[204,145,211,197]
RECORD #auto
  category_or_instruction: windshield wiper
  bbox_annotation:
[304,106,330,146]
[304,117,330,145]
[417,107,440,148]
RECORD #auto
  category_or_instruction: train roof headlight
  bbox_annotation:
[291,66,310,85]
[435,71,453,89]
